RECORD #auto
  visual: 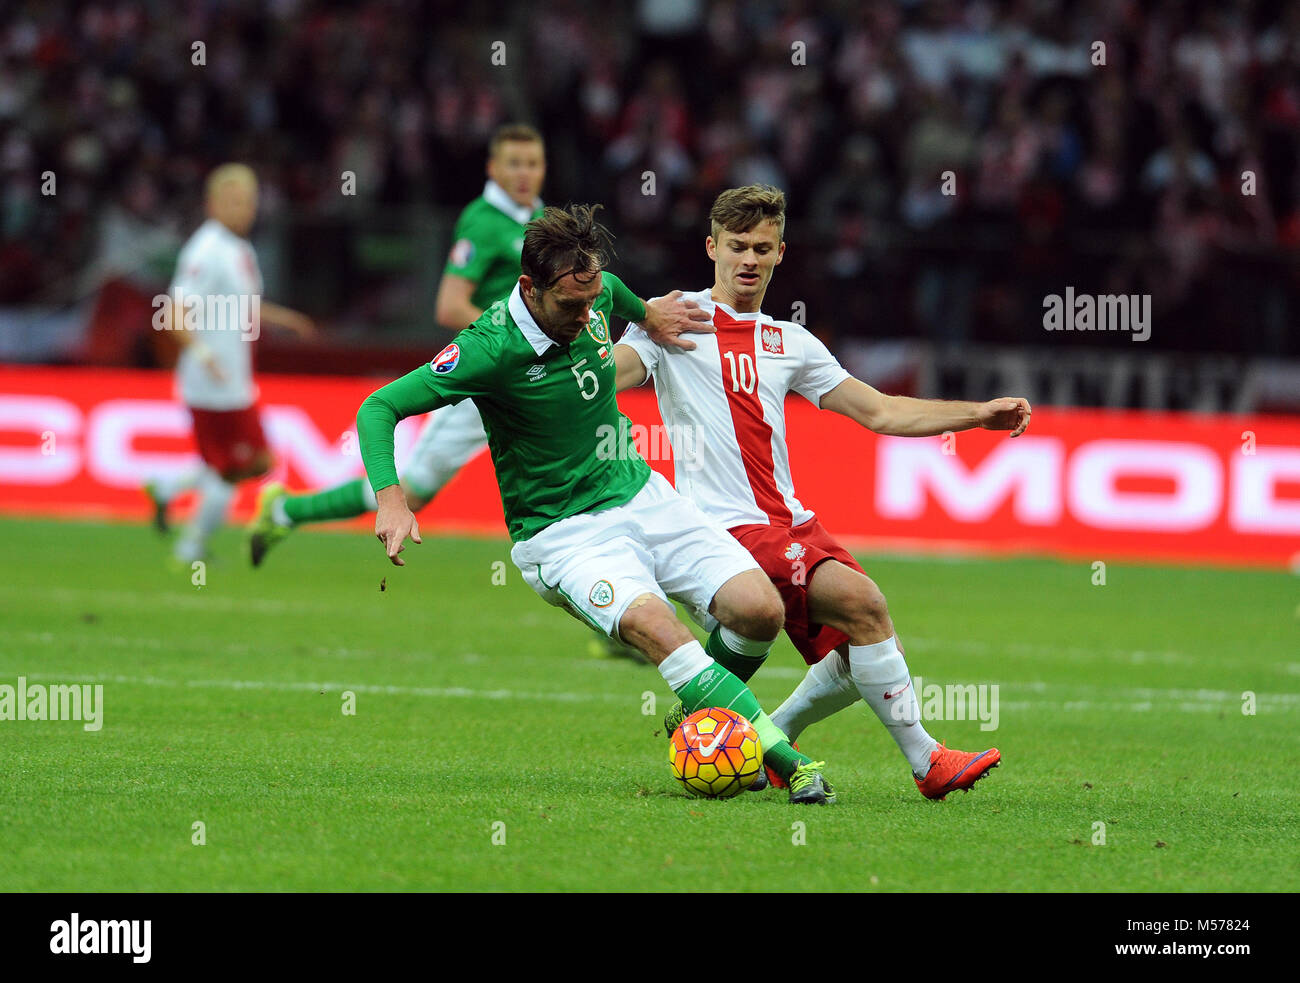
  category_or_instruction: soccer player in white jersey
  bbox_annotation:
[614,185,1031,799]
[144,163,314,563]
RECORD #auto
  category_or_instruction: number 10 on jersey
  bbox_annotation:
[722,350,757,394]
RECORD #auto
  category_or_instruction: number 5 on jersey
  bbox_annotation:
[571,358,599,400]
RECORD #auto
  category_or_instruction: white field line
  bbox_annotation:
[3,623,1291,689]
[4,624,1297,713]
[4,667,1297,715]
[8,670,627,705]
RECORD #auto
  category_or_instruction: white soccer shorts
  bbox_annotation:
[401,399,489,497]
[511,470,761,640]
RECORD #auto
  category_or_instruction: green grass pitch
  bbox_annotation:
[2,517,1297,892]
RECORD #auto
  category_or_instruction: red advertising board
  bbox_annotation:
[2,364,1298,568]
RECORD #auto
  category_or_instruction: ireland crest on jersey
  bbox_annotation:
[586,310,610,345]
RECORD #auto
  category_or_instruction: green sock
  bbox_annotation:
[676,662,812,781]
[283,478,373,525]
[704,625,770,682]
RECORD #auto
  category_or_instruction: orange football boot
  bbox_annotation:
[762,742,799,790]
[915,743,1001,800]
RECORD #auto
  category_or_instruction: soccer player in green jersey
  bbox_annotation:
[358,204,837,803]
[248,124,547,564]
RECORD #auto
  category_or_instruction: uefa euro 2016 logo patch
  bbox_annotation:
[586,311,610,345]
[448,238,475,268]
[431,343,460,374]
[589,579,614,608]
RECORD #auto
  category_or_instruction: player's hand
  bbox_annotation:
[978,397,1032,437]
[642,290,715,351]
[375,487,422,566]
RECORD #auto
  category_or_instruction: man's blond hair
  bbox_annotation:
[489,123,545,158]
[205,163,257,201]
[709,184,786,241]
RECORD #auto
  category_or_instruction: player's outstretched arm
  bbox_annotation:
[259,301,316,338]
[820,378,1031,438]
[357,368,447,564]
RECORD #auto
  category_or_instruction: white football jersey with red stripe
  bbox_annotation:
[171,219,264,410]
[618,289,850,530]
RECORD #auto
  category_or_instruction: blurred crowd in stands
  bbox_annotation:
[2,0,1299,356]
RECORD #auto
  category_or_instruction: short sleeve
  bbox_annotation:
[442,210,496,284]
[421,324,501,405]
[169,242,216,299]
[615,322,661,383]
[790,327,851,405]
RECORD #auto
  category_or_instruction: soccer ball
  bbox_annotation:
[669,707,764,798]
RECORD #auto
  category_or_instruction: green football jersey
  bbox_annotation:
[443,181,544,314]
[358,272,651,542]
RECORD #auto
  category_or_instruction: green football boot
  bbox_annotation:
[788,760,836,805]
[248,482,292,567]
[663,700,687,738]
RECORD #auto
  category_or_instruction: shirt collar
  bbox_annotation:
[509,283,558,356]
[710,293,764,321]
[483,180,540,225]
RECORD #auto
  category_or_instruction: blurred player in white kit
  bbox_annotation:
[144,163,314,563]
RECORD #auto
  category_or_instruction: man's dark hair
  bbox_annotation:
[710,184,787,240]
[521,204,614,290]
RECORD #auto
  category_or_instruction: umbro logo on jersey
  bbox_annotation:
[762,325,784,354]
[526,363,548,382]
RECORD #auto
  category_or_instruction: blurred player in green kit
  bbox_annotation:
[249,124,546,562]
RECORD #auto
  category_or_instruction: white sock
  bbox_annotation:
[175,467,235,561]
[151,464,204,504]
[769,650,859,743]
[848,636,939,776]
[716,625,773,657]
[657,640,713,691]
